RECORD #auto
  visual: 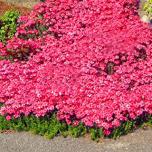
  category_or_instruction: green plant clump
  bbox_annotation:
[0,10,19,43]
[143,0,152,18]
[0,110,152,141]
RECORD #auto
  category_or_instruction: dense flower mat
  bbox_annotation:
[0,0,152,136]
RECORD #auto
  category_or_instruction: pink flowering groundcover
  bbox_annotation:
[0,0,152,138]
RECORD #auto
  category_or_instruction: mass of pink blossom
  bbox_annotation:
[0,0,152,135]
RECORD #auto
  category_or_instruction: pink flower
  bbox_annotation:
[0,0,152,136]
[104,130,111,136]
[6,115,11,121]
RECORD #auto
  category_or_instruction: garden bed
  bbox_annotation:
[0,0,152,141]
[0,1,31,16]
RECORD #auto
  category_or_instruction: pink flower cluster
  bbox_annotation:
[0,0,152,135]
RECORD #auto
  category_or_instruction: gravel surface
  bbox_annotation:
[0,129,152,152]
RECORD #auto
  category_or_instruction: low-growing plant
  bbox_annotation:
[143,0,152,18]
[1,0,152,141]
[0,111,152,141]
[0,10,19,43]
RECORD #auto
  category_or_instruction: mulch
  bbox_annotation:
[0,1,31,16]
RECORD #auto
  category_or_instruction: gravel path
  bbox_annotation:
[0,129,152,152]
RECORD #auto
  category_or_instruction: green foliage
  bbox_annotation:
[0,10,19,43]
[0,113,152,141]
[18,23,48,40]
[0,103,3,108]
[0,113,87,139]
[143,0,152,17]
[89,128,103,141]
[142,115,152,128]
[68,123,87,138]
[147,115,152,124]
[110,120,135,139]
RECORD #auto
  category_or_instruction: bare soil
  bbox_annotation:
[0,0,39,8]
[0,1,31,16]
